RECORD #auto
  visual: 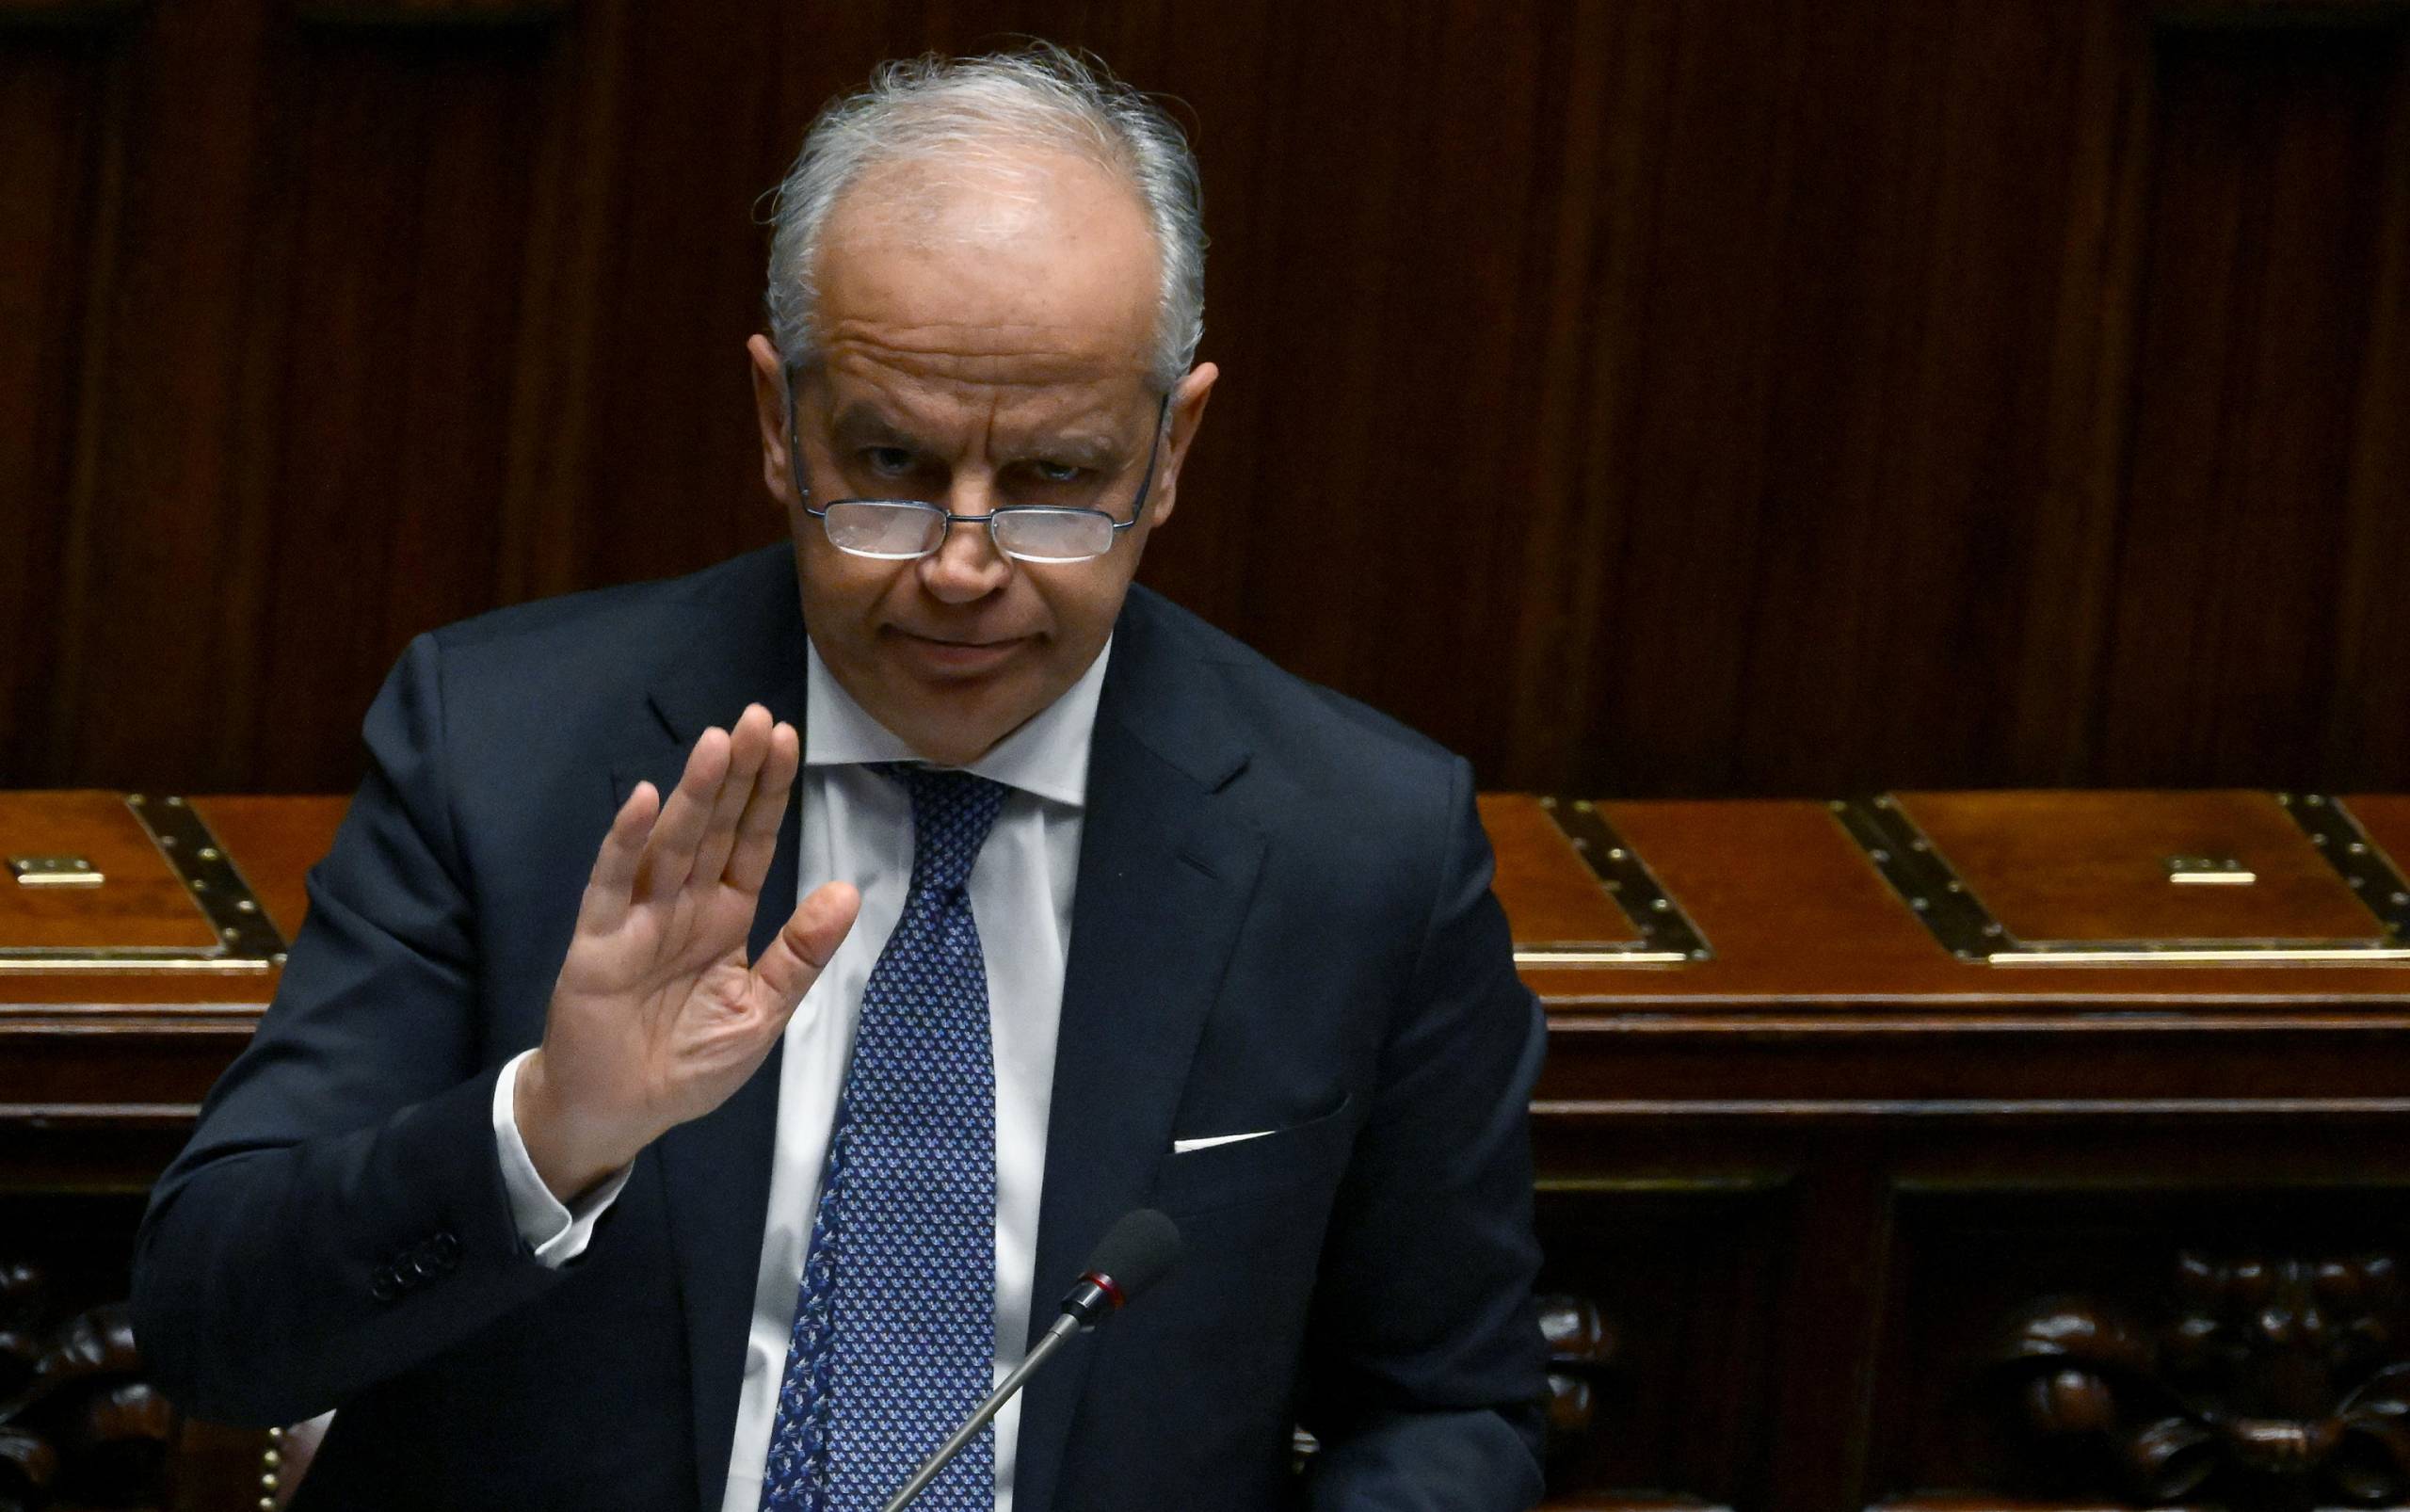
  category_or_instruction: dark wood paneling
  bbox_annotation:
[2101,19,2410,789]
[37,0,271,793]
[1496,3,2142,797]
[238,19,574,788]
[0,23,124,788]
[4,2,2407,797]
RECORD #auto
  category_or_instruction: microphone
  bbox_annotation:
[882,1208,1182,1512]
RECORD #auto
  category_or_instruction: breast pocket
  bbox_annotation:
[1148,1093,1357,1220]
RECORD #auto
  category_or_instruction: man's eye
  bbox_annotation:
[1030,461,1084,486]
[862,446,917,478]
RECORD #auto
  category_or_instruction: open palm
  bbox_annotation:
[519,703,860,1199]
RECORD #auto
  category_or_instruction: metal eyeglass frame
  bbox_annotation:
[784,376,1170,565]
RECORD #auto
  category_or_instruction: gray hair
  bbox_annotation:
[763,43,1206,394]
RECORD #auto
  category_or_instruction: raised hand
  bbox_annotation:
[516,703,860,1201]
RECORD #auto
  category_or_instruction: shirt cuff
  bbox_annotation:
[492,1047,633,1266]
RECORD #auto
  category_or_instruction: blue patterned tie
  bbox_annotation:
[761,765,1008,1512]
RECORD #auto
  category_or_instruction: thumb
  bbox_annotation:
[753,880,861,1014]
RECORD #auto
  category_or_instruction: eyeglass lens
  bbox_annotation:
[821,501,1117,562]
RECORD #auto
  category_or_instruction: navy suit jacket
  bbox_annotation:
[134,545,1549,1511]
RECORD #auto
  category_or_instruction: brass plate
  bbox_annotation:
[8,855,104,887]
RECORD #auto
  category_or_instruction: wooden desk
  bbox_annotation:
[8,789,2410,1512]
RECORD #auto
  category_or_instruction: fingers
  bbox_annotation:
[687,705,776,891]
[622,704,795,910]
[579,780,662,934]
[726,720,801,893]
[752,880,861,1016]
[634,723,733,901]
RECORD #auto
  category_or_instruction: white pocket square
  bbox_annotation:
[1171,1129,1275,1154]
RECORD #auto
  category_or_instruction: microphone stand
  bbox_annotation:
[882,1311,1083,1512]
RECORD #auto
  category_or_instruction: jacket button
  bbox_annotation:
[369,1271,400,1303]
[429,1230,461,1267]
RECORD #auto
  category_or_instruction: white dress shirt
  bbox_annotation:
[492,635,1109,1512]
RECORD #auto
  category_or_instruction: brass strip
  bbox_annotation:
[1829,796,2002,962]
[2278,793,2410,938]
[2165,855,2255,886]
[1834,793,2410,967]
[8,855,104,887]
[0,955,276,975]
[0,794,288,973]
[1991,945,2410,966]
[1513,947,1695,968]
[1526,796,1711,966]
[1532,1097,2410,1118]
[127,793,288,958]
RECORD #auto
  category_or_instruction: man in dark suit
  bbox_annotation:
[134,44,1546,1512]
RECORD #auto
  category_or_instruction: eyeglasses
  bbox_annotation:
[787,392,1169,565]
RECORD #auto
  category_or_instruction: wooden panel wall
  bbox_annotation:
[2,1,2405,798]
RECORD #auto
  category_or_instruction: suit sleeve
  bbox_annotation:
[132,633,565,1427]
[1299,757,1551,1511]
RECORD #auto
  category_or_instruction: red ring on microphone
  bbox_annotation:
[1086,1271,1127,1311]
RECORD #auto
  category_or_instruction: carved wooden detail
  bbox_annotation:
[1295,1294,1722,1511]
[1986,1250,2410,1506]
[1542,1290,1621,1446]
[0,1263,172,1511]
[1533,1293,1737,1512]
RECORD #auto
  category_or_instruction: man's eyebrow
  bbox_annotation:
[827,404,1132,469]
[828,403,929,450]
[1013,432,1124,468]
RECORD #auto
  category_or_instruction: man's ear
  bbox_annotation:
[1147,361,1218,528]
[747,334,799,508]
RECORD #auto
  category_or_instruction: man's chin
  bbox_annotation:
[881,680,1040,768]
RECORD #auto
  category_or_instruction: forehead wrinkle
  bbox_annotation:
[822,320,1137,382]
[836,317,1105,348]
[815,369,1142,465]
[821,334,1137,406]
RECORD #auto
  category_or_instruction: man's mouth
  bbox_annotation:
[889,628,1031,674]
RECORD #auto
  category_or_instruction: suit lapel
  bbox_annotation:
[1011,591,1264,1512]
[606,549,811,1512]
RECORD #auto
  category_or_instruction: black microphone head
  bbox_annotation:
[1083,1208,1181,1305]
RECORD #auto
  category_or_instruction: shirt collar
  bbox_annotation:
[802,635,1111,809]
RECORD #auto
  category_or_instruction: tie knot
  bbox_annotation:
[873,764,1008,895]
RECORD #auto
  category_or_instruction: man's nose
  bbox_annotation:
[917,478,1013,603]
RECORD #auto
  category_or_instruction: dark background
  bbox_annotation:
[4,0,2404,799]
